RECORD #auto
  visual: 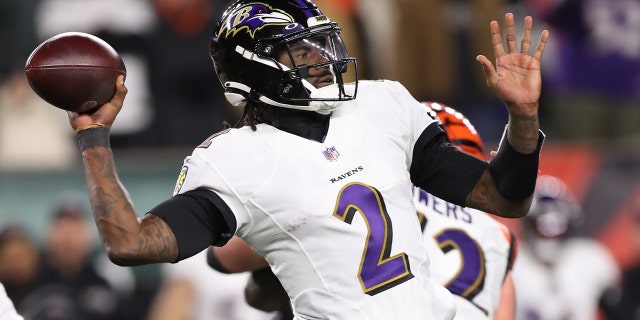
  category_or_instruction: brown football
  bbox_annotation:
[25,32,126,113]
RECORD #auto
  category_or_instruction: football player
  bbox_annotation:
[208,102,520,320]
[417,102,517,320]
[66,0,549,318]
[511,175,620,320]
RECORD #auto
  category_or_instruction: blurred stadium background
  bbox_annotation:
[1,0,640,318]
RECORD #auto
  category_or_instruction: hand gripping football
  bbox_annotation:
[25,32,126,113]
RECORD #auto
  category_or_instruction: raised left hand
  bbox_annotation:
[476,13,550,117]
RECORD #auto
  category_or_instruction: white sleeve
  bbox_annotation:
[381,80,436,135]
[0,283,23,320]
[357,80,437,168]
[173,150,251,231]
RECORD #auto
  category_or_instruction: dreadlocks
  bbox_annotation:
[224,102,330,142]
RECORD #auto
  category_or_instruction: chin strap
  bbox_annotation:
[224,81,340,115]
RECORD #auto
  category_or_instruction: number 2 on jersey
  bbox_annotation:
[435,228,488,314]
[333,182,414,295]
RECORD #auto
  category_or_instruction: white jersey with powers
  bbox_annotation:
[413,187,516,319]
[175,80,456,320]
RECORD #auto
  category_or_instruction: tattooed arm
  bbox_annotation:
[70,75,179,265]
[465,13,549,218]
[82,147,179,265]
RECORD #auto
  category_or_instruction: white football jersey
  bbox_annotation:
[0,282,22,320]
[512,238,619,320]
[175,80,456,320]
[413,187,516,319]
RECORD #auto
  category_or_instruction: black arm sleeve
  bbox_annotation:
[149,189,237,262]
[410,122,487,206]
[488,127,545,201]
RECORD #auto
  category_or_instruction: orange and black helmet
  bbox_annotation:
[422,102,485,160]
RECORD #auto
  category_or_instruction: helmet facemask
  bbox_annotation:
[210,0,359,117]
[271,23,357,109]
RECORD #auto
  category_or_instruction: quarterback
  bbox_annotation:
[67,0,549,319]
[208,102,520,320]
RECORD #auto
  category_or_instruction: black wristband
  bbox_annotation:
[77,127,110,152]
[488,126,545,201]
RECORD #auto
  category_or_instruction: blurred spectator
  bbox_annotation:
[148,249,275,320]
[0,69,76,171]
[19,193,135,320]
[511,175,620,320]
[0,0,96,171]
[525,0,640,143]
[0,224,40,311]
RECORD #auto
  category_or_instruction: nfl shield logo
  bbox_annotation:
[322,146,340,161]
